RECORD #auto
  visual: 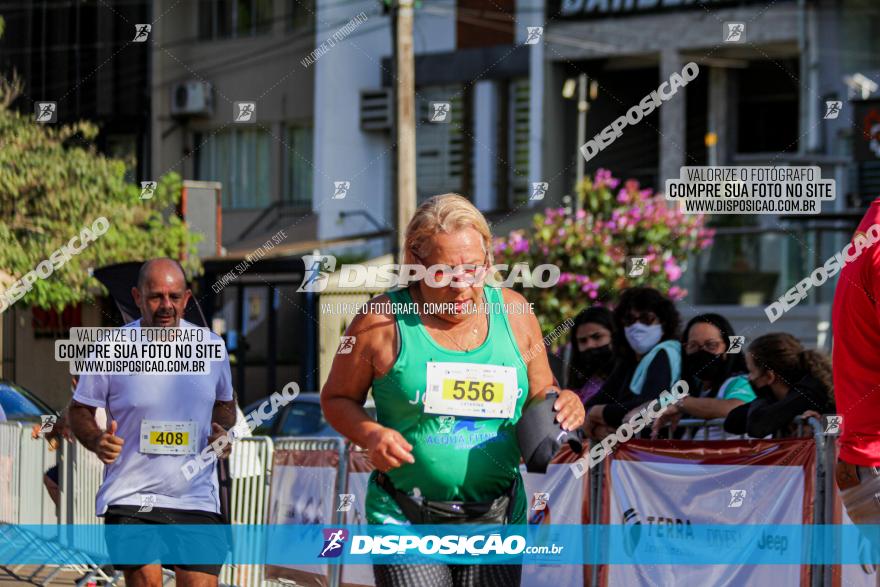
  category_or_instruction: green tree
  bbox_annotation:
[0,52,200,311]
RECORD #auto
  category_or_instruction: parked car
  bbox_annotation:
[0,380,57,423]
[242,392,375,438]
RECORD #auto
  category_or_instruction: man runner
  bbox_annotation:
[69,258,236,586]
[322,194,584,587]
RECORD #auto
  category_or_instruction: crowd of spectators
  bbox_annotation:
[552,286,835,442]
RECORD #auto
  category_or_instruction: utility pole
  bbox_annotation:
[392,0,417,263]
[575,73,588,193]
[572,74,596,215]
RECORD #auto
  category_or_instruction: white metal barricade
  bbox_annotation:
[0,422,56,525]
[221,436,274,587]
[0,422,22,525]
[61,440,105,525]
[0,422,100,585]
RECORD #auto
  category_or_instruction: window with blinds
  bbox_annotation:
[198,0,273,40]
[284,124,314,207]
[196,128,271,209]
[508,78,531,208]
[416,86,469,203]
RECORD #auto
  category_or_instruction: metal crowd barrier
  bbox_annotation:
[588,415,828,587]
[0,422,121,586]
[0,418,844,587]
[221,436,274,587]
[0,422,57,525]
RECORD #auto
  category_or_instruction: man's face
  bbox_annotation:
[131,264,191,327]
[415,227,489,324]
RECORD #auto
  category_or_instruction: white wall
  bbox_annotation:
[473,80,499,211]
[314,0,457,243]
[519,0,545,204]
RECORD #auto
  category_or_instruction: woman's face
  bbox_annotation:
[685,322,726,356]
[413,227,488,324]
[745,352,769,385]
[575,322,612,352]
[622,308,660,328]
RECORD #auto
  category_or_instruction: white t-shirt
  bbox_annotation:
[73,319,234,515]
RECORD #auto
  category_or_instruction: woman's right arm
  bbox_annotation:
[320,310,385,447]
[319,302,414,470]
[603,350,671,427]
[745,391,815,438]
[680,396,745,420]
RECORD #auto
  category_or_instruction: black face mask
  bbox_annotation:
[748,377,775,401]
[683,349,727,382]
[576,344,613,376]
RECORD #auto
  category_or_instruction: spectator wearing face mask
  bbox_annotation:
[724,333,834,438]
[651,314,753,440]
[585,287,682,438]
[564,307,616,405]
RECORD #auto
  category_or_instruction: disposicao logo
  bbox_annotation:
[349,533,526,556]
[319,528,348,558]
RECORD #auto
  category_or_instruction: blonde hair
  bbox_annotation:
[402,194,494,265]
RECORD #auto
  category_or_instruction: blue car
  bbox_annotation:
[242,392,375,438]
[0,380,57,424]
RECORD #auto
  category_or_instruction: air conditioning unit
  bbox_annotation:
[170,81,214,117]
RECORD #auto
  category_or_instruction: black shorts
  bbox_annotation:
[103,505,230,575]
[374,563,522,587]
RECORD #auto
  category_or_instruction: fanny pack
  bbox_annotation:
[374,472,519,525]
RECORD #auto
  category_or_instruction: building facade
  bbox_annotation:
[539,0,880,347]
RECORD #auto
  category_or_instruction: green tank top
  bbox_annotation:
[365,285,530,524]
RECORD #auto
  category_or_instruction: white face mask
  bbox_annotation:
[624,323,663,355]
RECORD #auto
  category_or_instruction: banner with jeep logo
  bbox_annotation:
[601,439,814,586]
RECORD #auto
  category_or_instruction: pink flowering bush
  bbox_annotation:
[494,169,714,337]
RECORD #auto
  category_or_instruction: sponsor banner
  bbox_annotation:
[602,439,813,586]
[341,448,375,587]
[521,445,588,587]
[266,448,339,586]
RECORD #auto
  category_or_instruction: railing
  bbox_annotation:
[222,436,274,587]
[684,225,858,306]
[0,418,854,587]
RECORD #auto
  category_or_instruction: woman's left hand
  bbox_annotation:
[651,404,682,439]
[551,388,586,431]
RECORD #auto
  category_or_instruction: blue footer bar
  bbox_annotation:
[2,524,880,565]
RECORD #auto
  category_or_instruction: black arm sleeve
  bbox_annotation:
[585,364,629,410]
[723,401,755,434]
[745,388,818,438]
[602,350,672,427]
